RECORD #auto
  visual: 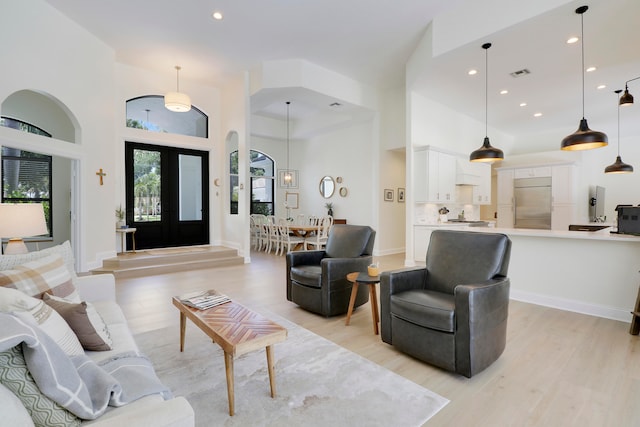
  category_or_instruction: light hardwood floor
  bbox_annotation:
[116,249,640,426]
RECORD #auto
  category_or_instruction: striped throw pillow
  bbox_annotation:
[0,254,79,302]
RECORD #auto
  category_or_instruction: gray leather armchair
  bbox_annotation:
[286,224,376,317]
[380,230,511,377]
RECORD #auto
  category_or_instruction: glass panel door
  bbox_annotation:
[178,154,202,221]
[126,142,209,249]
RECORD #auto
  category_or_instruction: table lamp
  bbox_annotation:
[0,203,49,254]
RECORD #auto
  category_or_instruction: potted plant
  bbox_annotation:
[325,202,334,217]
[115,205,126,228]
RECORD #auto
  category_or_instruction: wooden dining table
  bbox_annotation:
[287,225,318,251]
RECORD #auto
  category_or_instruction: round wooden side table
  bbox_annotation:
[345,272,380,335]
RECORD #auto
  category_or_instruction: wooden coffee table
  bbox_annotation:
[172,297,287,416]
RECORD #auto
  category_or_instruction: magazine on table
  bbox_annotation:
[179,289,231,309]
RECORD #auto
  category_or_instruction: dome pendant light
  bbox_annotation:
[164,65,192,112]
[620,76,640,106]
[561,5,607,151]
[284,101,292,185]
[470,42,504,163]
[605,90,633,174]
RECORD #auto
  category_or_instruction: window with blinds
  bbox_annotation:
[1,117,53,237]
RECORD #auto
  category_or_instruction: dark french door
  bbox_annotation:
[125,142,209,249]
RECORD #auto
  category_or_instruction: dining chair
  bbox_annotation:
[279,223,306,255]
[297,214,306,225]
[306,216,331,250]
[266,218,281,254]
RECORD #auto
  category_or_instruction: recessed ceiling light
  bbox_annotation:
[520,102,527,107]
[597,84,606,90]
[500,90,508,95]
[586,66,596,72]
[567,36,579,44]
[468,69,477,76]
[212,11,223,20]
[534,112,542,117]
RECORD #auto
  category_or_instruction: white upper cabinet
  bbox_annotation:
[413,147,456,203]
[514,167,552,179]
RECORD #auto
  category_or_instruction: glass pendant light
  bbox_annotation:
[470,43,504,163]
[561,5,607,151]
[605,90,633,174]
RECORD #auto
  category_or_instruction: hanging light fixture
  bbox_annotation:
[164,65,191,112]
[605,89,633,174]
[470,42,504,163]
[284,101,292,185]
[561,5,607,151]
[620,76,640,106]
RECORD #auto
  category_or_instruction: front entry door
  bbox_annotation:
[125,142,209,250]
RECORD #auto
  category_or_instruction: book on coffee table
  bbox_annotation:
[179,289,230,310]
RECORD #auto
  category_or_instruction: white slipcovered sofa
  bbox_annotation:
[0,242,194,426]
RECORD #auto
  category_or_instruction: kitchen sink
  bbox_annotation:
[568,224,610,232]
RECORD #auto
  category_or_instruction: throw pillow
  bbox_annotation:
[0,345,81,427]
[0,240,78,283]
[0,382,34,427]
[0,253,80,302]
[0,287,84,357]
[43,294,112,351]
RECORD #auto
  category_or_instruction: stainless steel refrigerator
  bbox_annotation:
[513,177,552,229]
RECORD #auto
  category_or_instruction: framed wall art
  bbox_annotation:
[398,188,405,202]
[285,192,299,209]
[384,188,394,202]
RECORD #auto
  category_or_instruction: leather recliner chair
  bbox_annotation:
[380,229,511,378]
[286,224,376,317]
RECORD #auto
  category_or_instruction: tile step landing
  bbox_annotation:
[91,245,243,279]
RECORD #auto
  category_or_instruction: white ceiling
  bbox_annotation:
[44,0,640,139]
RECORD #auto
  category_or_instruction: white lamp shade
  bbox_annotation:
[0,203,48,239]
[164,91,192,112]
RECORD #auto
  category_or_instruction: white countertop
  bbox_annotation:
[415,224,640,242]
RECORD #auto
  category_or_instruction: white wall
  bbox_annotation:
[1,0,116,271]
[295,122,376,228]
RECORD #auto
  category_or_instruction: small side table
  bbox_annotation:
[346,272,380,335]
[115,227,136,253]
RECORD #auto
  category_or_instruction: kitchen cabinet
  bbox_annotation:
[551,164,577,230]
[496,169,514,227]
[472,162,491,205]
[497,204,514,228]
[414,226,433,261]
[497,169,514,205]
[413,147,456,203]
[514,167,551,179]
[496,164,577,230]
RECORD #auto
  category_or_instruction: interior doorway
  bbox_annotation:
[125,141,209,249]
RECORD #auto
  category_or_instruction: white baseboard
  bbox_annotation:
[373,247,405,256]
[510,289,632,323]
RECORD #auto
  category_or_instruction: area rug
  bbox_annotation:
[135,312,448,427]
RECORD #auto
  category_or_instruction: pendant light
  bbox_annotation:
[620,76,640,106]
[164,65,192,112]
[284,101,292,185]
[604,90,633,174]
[561,5,607,151]
[470,42,504,163]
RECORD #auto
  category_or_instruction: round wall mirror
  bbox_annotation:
[319,176,335,198]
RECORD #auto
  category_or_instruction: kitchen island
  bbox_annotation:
[410,225,640,322]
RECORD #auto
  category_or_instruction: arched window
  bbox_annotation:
[125,95,208,138]
[230,150,275,215]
